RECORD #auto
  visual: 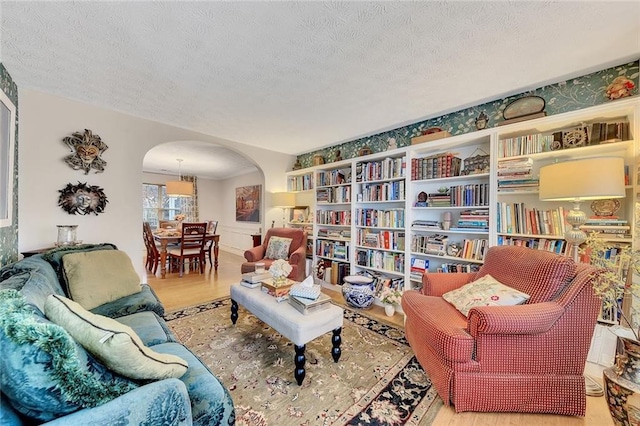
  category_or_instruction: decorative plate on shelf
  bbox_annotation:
[502,96,546,120]
[590,199,621,217]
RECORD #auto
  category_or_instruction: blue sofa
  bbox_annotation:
[0,244,235,425]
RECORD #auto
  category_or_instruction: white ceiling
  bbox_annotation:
[2,1,639,179]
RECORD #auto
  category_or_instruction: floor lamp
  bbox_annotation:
[272,192,295,228]
[539,157,626,263]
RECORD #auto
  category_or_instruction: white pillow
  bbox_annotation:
[62,250,141,310]
[442,274,530,316]
[265,236,292,260]
[45,294,188,380]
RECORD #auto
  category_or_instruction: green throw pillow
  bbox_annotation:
[0,289,137,422]
[46,294,188,380]
[62,250,141,310]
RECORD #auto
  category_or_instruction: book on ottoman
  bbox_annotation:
[242,271,273,283]
[261,278,295,297]
[289,293,332,315]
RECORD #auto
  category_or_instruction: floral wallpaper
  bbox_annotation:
[0,63,19,266]
[296,60,639,168]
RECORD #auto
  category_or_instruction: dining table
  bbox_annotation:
[153,232,220,278]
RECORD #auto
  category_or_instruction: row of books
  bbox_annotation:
[410,234,448,256]
[317,259,350,286]
[355,249,405,273]
[410,152,462,181]
[498,133,556,158]
[496,203,567,236]
[316,210,351,226]
[357,180,405,202]
[287,174,314,191]
[458,239,489,261]
[581,217,630,238]
[437,263,481,273]
[410,257,428,280]
[357,229,405,251]
[355,157,406,182]
[317,168,351,187]
[496,235,569,255]
[316,186,351,203]
[317,227,351,238]
[586,121,630,144]
[316,240,349,260]
[358,269,405,294]
[422,184,490,207]
[456,208,489,230]
[354,208,405,228]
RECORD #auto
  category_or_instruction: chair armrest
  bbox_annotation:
[467,302,565,337]
[244,246,265,262]
[45,379,192,425]
[288,245,306,267]
[422,272,476,296]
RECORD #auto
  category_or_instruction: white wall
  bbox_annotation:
[19,89,294,278]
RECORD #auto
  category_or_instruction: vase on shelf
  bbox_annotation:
[603,336,640,425]
[384,304,395,317]
[342,275,375,309]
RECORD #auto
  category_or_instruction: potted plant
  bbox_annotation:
[581,233,640,425]
[378,288,402,317]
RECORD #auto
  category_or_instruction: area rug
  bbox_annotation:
[165,298,442,425]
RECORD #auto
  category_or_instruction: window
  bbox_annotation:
[143,184,184,229]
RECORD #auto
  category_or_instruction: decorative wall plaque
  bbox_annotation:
[58,182,108,215]
[63,129,108,174]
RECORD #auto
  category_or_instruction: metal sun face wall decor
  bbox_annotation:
[58,182,108,215]
[63,129,108,174]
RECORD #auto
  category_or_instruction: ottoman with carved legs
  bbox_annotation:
[230,283,344,385]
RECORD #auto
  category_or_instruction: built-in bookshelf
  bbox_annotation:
[283,97,639,306]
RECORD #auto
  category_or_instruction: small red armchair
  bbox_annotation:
[402,245,600,416]
[241,228,307,282]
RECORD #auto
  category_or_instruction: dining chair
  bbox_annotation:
[143,222,161,274]
[158,220,178,229]
[204,220,219,266]
[168,222,207,277]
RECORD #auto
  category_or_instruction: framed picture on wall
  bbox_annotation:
[0,89,16,228]
[290,206,309,223]
[236,185,261,223]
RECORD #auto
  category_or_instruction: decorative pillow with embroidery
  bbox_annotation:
[442,274,531,316]
[265,236,292,260]
[45,294,188,380]
[62,250,141,310]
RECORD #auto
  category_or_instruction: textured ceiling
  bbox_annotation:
[2,1,639,178]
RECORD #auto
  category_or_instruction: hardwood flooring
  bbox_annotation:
[146,250,612,426]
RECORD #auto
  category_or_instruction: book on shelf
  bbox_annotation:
[288,293,332,315]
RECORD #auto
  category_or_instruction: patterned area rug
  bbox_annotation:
[165,298,442,425]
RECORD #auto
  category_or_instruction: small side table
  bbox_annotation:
[251,234,262,247]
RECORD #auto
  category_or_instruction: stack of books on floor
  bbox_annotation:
[289,292,332,315]
[241,271,272,288]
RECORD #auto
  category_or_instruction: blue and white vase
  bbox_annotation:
[342,275,375,309]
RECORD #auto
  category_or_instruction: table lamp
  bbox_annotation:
[272,192,295,227]
[539,157,625,262]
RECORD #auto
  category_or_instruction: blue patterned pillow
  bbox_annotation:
[0,289,138,422]
[265,236,292,260]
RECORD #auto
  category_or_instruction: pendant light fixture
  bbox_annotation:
[166,159,193,197]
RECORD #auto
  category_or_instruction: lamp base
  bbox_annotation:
[564,200,587,263]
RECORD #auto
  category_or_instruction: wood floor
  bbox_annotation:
[146,250,612,426]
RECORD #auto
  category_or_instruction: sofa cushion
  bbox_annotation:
[41,243,117,295]
[0,289,138,422]
[0,258,66,315]
[475,245,576,304]
[265,236,292,260]
[45,295,188,380]
[115,311,178,346]
[442,274,530,316]
[62,250,141,310]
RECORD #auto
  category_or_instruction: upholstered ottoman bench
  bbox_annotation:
[230,283,343,385]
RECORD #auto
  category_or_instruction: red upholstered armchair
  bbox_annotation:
[402,245,601,416]
[241,228,307,282]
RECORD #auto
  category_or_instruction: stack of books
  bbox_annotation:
[241,271,272,288]
[497,158,539,192]
[581,217,631,239]
[289,293,332,315]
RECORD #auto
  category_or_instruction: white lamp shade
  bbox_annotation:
[539,157,625,201]
[166,180,193,197]
[272,192,295,207]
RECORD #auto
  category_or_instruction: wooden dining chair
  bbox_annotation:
[168,222,207,277]
[204,220,219,266]
[143,222,161,274]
